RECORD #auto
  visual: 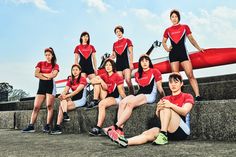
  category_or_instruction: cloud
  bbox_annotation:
[83,0,110,13]
[130,8,157,20]
[129,7,236,48]
[7,0,58,13]
[185,6,236,47]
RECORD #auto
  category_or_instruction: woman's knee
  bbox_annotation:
[33,106,40,112]
[141,129,158,141]
[186,72,195,80]
[98,101,106,109]
[46,104,54,110]
[159,107,171,115]
[126,102,135,109]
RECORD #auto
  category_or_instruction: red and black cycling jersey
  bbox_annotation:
[163,24,191,62]
[35,61,59,74]
[100,72,124,98]
[164,24,191,45]
[162,92,194,121]
[66,76,87,100]
[135,68,162,94]
[113,38,133,71]
[74,44,96,70]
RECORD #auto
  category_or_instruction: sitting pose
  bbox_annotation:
[88,59,126,135]
[51,64,87,135]
[106,55,165,140]
[115,73,194,147]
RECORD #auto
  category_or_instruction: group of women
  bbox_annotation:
[22,10,203,146]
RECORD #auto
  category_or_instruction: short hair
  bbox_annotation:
[170,9,181,22]
[114,25,124,34]
[169,72,183,82]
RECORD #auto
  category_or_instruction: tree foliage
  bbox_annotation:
[8,89,29,101]
[0,82,13,93]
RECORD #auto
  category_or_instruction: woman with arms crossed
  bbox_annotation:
[22,47,59,133]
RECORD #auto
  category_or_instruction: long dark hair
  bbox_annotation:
[138,55,153,78]
[80,31,90,45]
[170,9,181,22]
[103,58,116,73]
[44,47,57,68]
[68,64,82,85]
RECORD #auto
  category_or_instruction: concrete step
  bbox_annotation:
[163,80,236,100]
[1,74,235,112]
[0,99,61,111]
[1,78,235,112]
[1,99,235,141]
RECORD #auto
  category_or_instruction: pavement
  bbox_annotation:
[0,129,235,157]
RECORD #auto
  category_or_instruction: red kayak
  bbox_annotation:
[56,48,236,84]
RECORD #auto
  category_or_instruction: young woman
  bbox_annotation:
[22,47,59,133]
[74,31,97,80]
[50,64,87,135]
[88,59,126,136]
[115,73,194,147]
[106,55,165,140]
[110,25,134,95]
[162,9,204,101]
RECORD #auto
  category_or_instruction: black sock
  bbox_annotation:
[118,127,123,131]
[63,112,67,116]
[114,124,119,130]
[161,131,167,136]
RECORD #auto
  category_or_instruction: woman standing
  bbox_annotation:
[162,10,204,101]
[74,32,97,80]
[88,59,126,135]
[22,47,59,133]
[51,64,87,135]
[110,25,134,95]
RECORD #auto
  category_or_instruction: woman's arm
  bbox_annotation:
[92,53,97,74]
[156,80,165,99]
[34,68,48,80]
[162,37,172,52]
[74,53,79,65]
[42,70,59,79]
[99,77,108,90]
[162,99,193,117]
[90,76,108,90]
[187,34,204,52]
[128,46,134,70]
[117,84,126,99]
[64,84,85,99]
[58,86,70,100]
[110,51,116,60]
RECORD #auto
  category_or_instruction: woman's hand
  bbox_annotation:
[129,63,134,70]
[199,48,205,53]
[162,99,173,108]
[166,45,172,52]
[156,99,164,116]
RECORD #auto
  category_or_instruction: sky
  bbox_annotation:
[0,0,236,96]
